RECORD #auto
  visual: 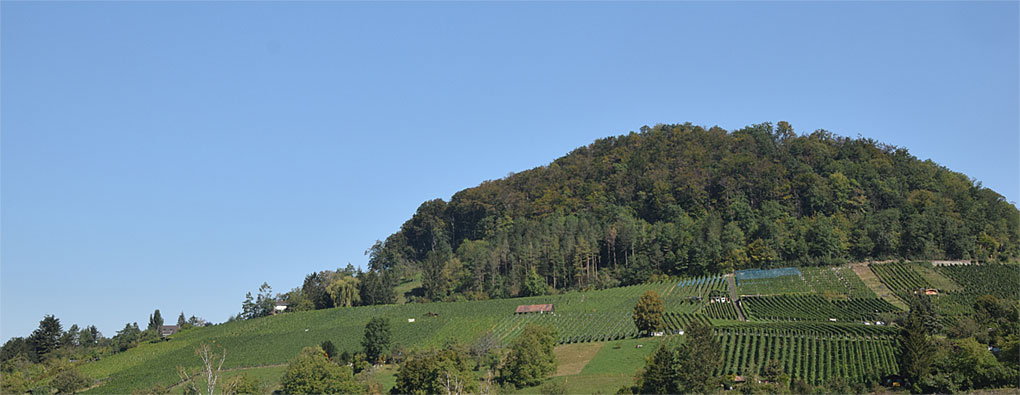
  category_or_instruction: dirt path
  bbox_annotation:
[724,274,746,321]
[850,263,907,310]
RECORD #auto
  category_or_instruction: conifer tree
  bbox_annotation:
[147,309,163,332]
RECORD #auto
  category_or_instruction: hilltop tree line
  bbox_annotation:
[235,264,397,318]
[362,122,1018,301]
[1,310,208,394]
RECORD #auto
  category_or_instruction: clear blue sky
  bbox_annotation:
[2,2,1017,341]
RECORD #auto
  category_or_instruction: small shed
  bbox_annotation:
[161,325,180,337]
[515,304,554,314]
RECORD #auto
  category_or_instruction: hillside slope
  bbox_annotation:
[372,122,1019,301]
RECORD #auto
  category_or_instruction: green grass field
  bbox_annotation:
[79,280,705,393]
[519,337,663,394]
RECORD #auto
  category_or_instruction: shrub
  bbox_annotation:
[281,346,363,394]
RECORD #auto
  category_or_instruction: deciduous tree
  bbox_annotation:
[633,290,665,335]
[501,324,557,388]
[281,346,362,394]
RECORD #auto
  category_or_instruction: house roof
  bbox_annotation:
[515,304,554,313]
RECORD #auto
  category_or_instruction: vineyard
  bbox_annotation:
[715,325,898,385]
[735,266,876,299]
[77,277,723,392]
[703,301,741,320]
[75,263,1019,393]
[801,267,877,299]
[868,262,1020,328]
[741,295,900,322]
[869,262,934,301]
[736,268,812,295]
[937,264,1020,300]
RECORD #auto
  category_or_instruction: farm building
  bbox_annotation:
[515,304,554,314]
[160,325,180,337]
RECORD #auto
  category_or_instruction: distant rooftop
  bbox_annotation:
[515,304,554,314]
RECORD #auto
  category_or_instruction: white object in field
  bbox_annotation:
[828,318,837,322]
[651,331,664,337]
[304,329,309,332]
[678,330,685,335]
[408,318,415,323]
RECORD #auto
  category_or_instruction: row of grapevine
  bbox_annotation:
[737,274,812,296]
[801,266,877,299]
[735,266,879,299]
[712,321,898,338]
[741,295,900,322]
[667,275,728,300]
[937,264,1020,300]
[662,312,710,332]
[715,330,898,385]
[703,301,740,320]
[492,311,638,344]
[870,262,931,301]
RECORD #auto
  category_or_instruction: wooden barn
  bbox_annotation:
[515,304,554,314]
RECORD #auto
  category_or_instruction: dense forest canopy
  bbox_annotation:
[368,122,1018,302]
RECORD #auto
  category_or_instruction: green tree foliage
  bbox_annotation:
[1,369,31,394]
[632,290,665,335]
[359,269,397,305]
[320,340,337,361]
[281,346,362,394]
[112,322,141,352]
[907,294,941,335]
[676,321,721,393]
[327,275,361,308]
[501,324,557,388]
[223,373,262,395]
[899,306,936,387]
[302,272,335,310]
[147,309,163,333]
[0,337,36,363]
[241,283,276,320]
[28,315,62,359]
[931,338,1012,391]
[521,268,547,297]
[52,368,91,394]
[390,345,478,395]
[364,122,1018,300]
[638,344,678,395]
[362,317,392,364]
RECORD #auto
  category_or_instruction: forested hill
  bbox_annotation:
[369,122,1019,301]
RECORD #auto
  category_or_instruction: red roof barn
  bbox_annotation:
[515,304,554,314]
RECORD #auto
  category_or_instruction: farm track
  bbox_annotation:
[725,274,746,321]
[850,263,907,310]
